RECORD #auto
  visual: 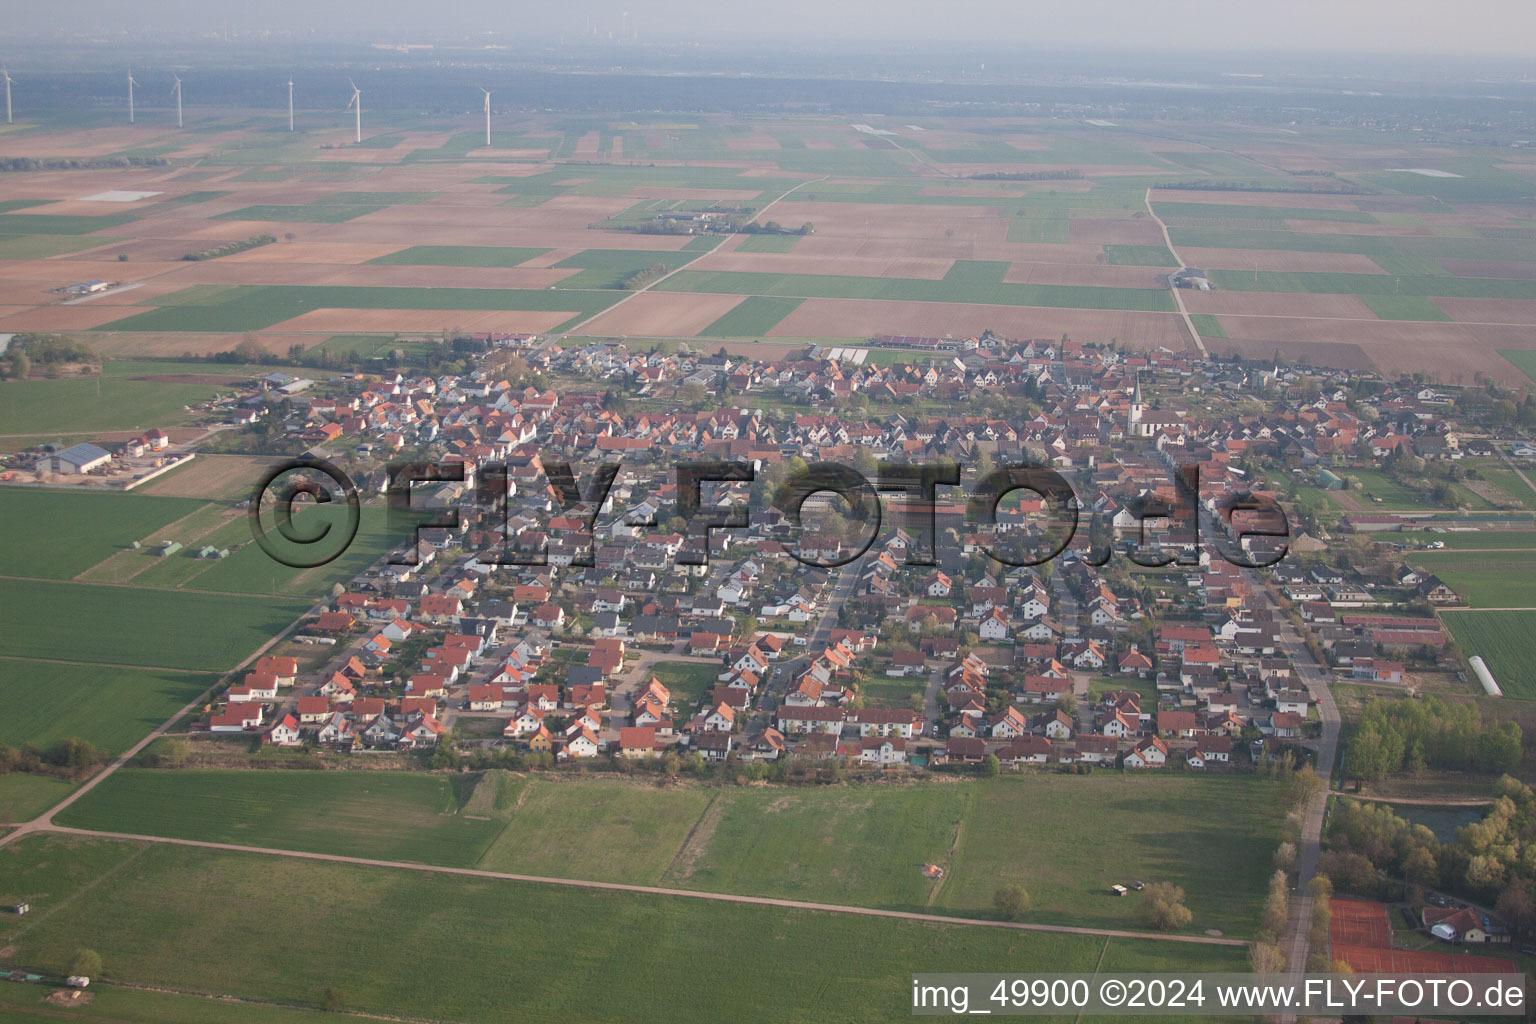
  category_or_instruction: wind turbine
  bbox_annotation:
[346,79,360,144]
[286,79,293,131]
[482,88,492,147]
[127,69,139,123]
[171,74,182,128]
[2,68,13,125]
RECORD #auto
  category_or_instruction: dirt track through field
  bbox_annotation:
[1144,189,1207,357]
[23,822,1245,947]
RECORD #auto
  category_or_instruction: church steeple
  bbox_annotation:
[1128,372,1143,434]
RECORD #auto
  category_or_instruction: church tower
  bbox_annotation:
[1128,373,1143,436]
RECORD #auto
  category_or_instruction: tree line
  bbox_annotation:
[1343,694,1521,783]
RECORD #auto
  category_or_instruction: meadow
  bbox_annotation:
[182,506,397,599]
[858,672,927,708]
[647,661,720,706]
[59,770,1287,936]
[56,769,512,864]
[1339,468,1466,511]
[0,373,224,436]
[1443,610,1536,700]
[1,833,1245,1024]
[0,772,75,824]
[0,578,311,670]
[0,660,214,754]
[0,983,345,1024]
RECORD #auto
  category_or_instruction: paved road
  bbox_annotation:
[30,822,1245,947]
[1248,569,1341,977]
[762,559,861,718]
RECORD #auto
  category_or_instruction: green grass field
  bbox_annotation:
[1406,549,1536,607]
[475,778,712,881]
[0,212,138,234]
[0,835,148,942]
[58,770,512,863]
[1008,200,1069,243]
[0,375,225,435]
[1153,200,1375,224]
[1104,244,1178,267]
[1501,349,1536,384]
[0,833,1241,1023]
[647,661,720,706]
[859,673,926,708]
[1207,267,1536,299]
[1443,610,1536,699]
[1412,530,1536,549]
[699,295,805,336]
[550,249,696,289]
[1359,293,1451,321]
[1188,313,1227,339]
[0,234,124,258]
[0,983,346,1024]
[0,490,207,580]
[0,660,214,754]
[0,578,310,670]
[218,203,387,222]
[1337,467,1448,510]
[0,772,74,823]
[366,245,551,267]
[59,770,1285,937]
[94,284,624,333]
[182,506,396,599]
[655,269,1174,311]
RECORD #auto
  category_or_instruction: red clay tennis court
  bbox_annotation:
[1331,897,1392,949]
[1330,898,1517,974]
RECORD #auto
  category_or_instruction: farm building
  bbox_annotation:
[48,443,112,475]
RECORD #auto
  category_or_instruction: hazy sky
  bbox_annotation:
[20,0,1536,55]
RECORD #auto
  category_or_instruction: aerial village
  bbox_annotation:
[116,329,1508,774]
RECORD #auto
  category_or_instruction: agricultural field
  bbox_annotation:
[1443,610,1536,700]
[0,833,1243,1024]
[0,983,346,1024]
[1408,529,1536,549]
[57,769,514,864]
[0,367,229,437]
[0,661,214,755]
[0,773,75,824]
[367,245,551,267]
[59,770,1287,936]
[0,489,206,579]
[0,114,1527,380]
[1405,549,1536,607]
[734,233,802,253]
[0,577,310,670]
[699,295,805,336]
